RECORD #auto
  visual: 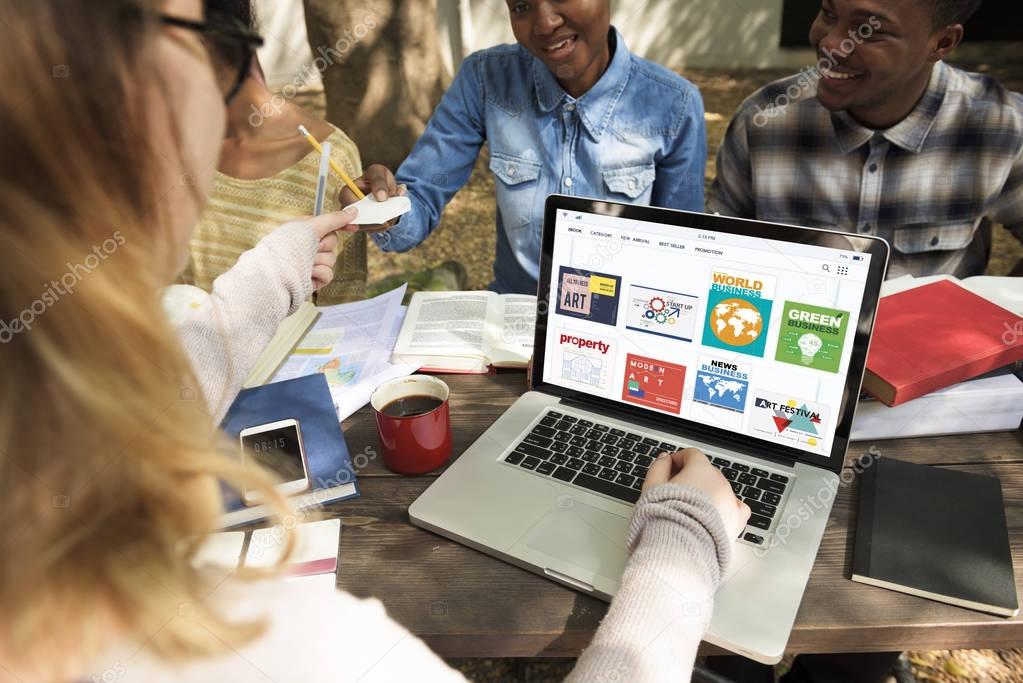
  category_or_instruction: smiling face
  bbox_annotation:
[505,0,611,98]
[809,0,964,128]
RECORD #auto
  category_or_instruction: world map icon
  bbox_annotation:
[709,298,763,346]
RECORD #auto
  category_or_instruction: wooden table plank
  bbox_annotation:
[846,432,1023,468]
[331,463,1023,657]
[331,374,1023,657]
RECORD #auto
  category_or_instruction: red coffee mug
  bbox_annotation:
[370,375,452,474]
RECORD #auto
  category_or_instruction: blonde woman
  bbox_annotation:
[0,1,749,681]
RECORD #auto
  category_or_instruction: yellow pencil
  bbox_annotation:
[297,125,365,200]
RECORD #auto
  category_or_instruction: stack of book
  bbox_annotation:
[853,276,1023,440]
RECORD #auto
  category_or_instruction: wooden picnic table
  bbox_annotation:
[326,372,1023,658]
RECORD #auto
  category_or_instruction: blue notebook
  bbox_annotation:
[220,373,360,528]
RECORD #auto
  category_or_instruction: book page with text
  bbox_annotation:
[486,294,536,367]
[394,292,496,362]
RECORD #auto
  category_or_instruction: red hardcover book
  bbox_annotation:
[863,280,1023,406]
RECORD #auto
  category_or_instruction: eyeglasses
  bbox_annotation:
[160,13,265,104]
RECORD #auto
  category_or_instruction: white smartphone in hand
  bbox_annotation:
[239,418,310,505]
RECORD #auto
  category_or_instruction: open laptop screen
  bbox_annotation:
[537,198,887,468]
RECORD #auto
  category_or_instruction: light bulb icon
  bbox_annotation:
[798,333,823,365]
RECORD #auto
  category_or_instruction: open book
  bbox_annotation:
[392,291,537,373]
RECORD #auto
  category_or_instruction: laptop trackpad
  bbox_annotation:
[522,501,629,585]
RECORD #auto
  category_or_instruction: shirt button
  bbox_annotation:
[930,235,939,246]
[869,163,878,173]
[507,166,517,177]
[628,178,637,188]
[564,103,576,112]
[564,178,573,188]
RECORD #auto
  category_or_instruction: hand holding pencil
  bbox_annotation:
[303,138,360,290]
[298,125,365,200]
[298,126,405,233]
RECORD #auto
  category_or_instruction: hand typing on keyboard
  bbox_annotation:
[506,414,762,537]
[643,449,752,539]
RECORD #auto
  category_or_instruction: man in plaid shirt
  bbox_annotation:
[709,0,1022,279]
[710,2,1020,682]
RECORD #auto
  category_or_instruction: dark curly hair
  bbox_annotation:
[203,0,256,64]
[925,0,982,26]
[205,0,253,26]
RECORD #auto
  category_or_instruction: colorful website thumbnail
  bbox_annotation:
[701,268,776,358]
[621,353,687,415]
[556,267,622,326]
[553,329,616,393]
[748,389,829,452]
[774,301,850,373]
[693,356,750,414]
[625,284,699,342]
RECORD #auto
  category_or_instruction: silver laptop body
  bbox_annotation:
[411,196,889,664]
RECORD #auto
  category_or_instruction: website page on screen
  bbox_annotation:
[541,210,872,458]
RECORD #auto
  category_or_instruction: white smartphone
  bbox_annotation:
[239,418,310,505]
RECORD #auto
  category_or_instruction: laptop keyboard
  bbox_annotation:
[502,410,791,546]
[707,457,789,545]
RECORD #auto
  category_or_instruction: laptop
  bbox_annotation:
[409,195,889,664]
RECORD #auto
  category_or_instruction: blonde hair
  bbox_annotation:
[0,0,292,671]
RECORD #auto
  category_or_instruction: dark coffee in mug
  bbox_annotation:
[372,374,452,474]
[381,394,444,418]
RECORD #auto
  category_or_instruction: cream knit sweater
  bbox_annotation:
[139,223,728,682]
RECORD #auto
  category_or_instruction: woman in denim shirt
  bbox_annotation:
[350,0,707,294]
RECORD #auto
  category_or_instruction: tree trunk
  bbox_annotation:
[303,0,447,170]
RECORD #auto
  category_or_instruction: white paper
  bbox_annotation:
[335,306,416,420]
[285,572,339,591]
[961,276,1023,315]
[852,373,1023,440]
[191,531,245,569]
[344,195,411,225]
[245,518,341,570]
[272,285,414,420]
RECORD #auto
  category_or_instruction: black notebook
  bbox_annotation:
[852,457,1018,617]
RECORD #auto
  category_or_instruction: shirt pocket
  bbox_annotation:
[891,219,979,255]
[489,151,542,233]
[602,163,656,201]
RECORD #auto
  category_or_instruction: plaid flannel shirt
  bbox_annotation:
[708,61,1023,278]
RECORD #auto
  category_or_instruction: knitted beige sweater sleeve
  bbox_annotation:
[566,483,731,682]
[167,220,319,422]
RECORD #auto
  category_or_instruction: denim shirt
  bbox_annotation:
[373,28,707,294]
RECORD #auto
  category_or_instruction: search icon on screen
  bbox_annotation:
[821,264,831,273]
